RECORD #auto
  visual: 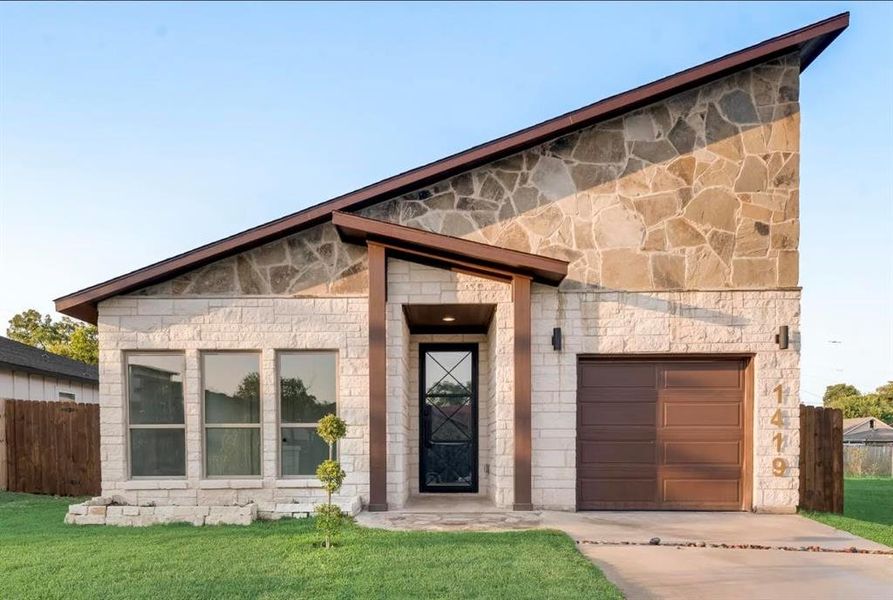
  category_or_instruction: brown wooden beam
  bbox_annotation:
[512,275,533,511]
[367,243,388,511]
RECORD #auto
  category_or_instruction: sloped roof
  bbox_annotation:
[54,13,849,324]
[0,336,98,384]
[843,416,893,434]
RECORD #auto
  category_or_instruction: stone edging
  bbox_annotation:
[65,496,362,527]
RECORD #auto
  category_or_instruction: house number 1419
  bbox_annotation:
[771,384,786,476]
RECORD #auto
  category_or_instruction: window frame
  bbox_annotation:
[201,350,263,479]
[58,391,77,402]
[124,351,187,480]
[276,350,339,479]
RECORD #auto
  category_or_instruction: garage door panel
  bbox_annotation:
[579,425,655,442]
[580,402,655,426]
[663,441,741,466]
[577,358,747,511]
[580,441,656,464]
[661,389,743,402]
[663,363,742,389]
[579,389,658,403]
[662,478,741,505]
[579,478,657,504]
[663,403,742,428]
[580,363,657,388]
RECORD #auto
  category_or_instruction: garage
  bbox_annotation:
[577,357,751,510]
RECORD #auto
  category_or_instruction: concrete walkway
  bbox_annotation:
[358,504,893,599]
[542,511,893,599]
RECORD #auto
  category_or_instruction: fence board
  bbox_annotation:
[0,399,6,491]
[799,405,844,513]
[2,399,100,497]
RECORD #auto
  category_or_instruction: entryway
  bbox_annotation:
[419,344,478,493]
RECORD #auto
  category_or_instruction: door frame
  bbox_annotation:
[418,342,479,493]
[575,353,754,512]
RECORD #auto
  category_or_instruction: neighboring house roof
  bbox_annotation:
[54,12,850,324]
[0,336,99,384]
[843,416,893,443]
[844,427,893,444]
[843,416,893,435]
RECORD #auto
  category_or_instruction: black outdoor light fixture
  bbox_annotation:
[775,326,789,350]
[552,327,562,351]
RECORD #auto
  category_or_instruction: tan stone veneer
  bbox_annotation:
[137,53,800,297]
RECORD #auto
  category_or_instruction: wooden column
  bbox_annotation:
[367,243,388,511]
[512,275,533,511]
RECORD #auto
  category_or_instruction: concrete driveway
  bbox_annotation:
[542,511,893,599]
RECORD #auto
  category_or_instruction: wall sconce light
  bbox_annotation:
[552,327,562,351]
[775,326,789,350]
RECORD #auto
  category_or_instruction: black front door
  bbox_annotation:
[419,344,478,493]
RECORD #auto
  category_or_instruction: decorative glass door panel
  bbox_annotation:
[419,344,478,493]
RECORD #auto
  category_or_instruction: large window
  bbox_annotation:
[279,352,337,476]
[127,353,185,478]
[203,352,261,477]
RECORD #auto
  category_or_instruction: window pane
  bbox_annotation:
[203,353,260,424]
[281,427,331,476]
[279,352,336,423]
[128,354,185,425]
[205,428,260,476]
[130,428,185,477]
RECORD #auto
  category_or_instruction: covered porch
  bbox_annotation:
[333,212,568,511]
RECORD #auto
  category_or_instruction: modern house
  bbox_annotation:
[0,336,98,404]
[56,14,848,525]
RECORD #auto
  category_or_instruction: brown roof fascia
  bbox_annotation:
[54,13,848,323]
[332,211,568,285]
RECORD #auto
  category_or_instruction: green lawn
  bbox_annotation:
[0,492,622,600]
[803,478,893,547]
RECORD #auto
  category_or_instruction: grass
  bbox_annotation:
[0,492,622,600]
[803,478,893,547]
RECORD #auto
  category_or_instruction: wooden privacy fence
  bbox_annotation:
[1,399,100,497]
[799,405,843,513]
[844,444,893,478]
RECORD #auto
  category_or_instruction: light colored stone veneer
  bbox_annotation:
[385,260,515,508]
[92,295,369,512]
[529,287,801,512]
[362,54,800,291]
[65,496,363,526]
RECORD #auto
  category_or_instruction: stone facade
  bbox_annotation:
[529,288,801,512]
[137,54,799,298]
[90,295,369,513]
[384,260,515,508]
[79,52,806,523]
[65,495,362,526]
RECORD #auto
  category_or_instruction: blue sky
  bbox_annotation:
[1,2,890,400]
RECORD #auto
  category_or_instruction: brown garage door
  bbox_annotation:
[577,358,748,510]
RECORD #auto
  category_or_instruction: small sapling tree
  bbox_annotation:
[315,413,347,548]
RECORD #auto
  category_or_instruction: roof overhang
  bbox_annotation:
[54,13,849,324]
[333,212,568,285]
[403,304,497,334]
[0,361,99,385]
